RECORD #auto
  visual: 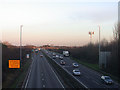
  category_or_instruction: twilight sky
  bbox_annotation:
[0,0,118,46]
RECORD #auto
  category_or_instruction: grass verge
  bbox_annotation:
[10,58,32,88]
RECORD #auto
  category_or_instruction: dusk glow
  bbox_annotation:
[0,0,118,46]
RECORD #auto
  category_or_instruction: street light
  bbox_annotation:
[20,25,23,61]
[88,31,94,44]
[98,26,101,68]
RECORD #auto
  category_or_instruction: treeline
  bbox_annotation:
[51,40,119,78]
[2,43,32,88]
[50,24,120,78]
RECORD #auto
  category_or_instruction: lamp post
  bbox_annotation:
[98,26,101,68]
[20,25,23,61]
[89,31,94,44]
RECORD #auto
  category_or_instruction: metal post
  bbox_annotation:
[20,25,23,61]
[98,26,101,68]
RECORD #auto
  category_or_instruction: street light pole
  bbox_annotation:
[98,26,101,68]
[20,25,23,61]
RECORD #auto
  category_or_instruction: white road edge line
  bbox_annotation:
[45,56,65,89]
[45,51,88,89]
[25,56,34,88]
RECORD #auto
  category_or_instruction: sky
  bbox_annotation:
[0,0,119,46]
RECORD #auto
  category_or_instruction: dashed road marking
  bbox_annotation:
[43,85,45,88]
[63,66,71,68]
[92,80,99,85]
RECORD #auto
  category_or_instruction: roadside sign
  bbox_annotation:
[9,60,20,68]
[26,54,29,58]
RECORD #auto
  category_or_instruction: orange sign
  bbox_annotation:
[9,60,20,68]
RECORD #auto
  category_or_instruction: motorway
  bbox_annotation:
[24,51,64,88]
[43,49,120,89]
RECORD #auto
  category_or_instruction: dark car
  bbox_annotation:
[60,60,65,65]
[52,56,56,59]
[101,76,113,85]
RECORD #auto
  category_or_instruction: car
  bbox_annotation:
[73,69,81,76]
[73,63,79,68]
[101,76,113,85]
[59,56,63,60]
[60,60,65,65]
[56,55,59,58]
[53,53,56,56]
[40,55,43,57]
[52,56,56,59]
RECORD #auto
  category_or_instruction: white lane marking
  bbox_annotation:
[25,56,35,88]
[84,76,89,79]
[46,53,88,89]
[63,66,71,68]
[41,74,43,76]
[25,66,32,88]
[43,85,45,87]
[42,78,44,81]
[92,80,100,85]
[45,57,65,88]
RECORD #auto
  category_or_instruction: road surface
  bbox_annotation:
[24,51,64,88]
[44,49,120,89]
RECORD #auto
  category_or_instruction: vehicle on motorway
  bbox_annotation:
[63,51,69,57]
[59,56,63,60]
[40,55,43,57]
[32,49,34,53]
[53,56,56,59]
[60,60,65,65]
[53,53,56,56]
[73,69,81,76]
[35,49,38,54]
[101,76,113,85]
[38,48,41,51]
[56,55,59,58]
[72,63,79,68]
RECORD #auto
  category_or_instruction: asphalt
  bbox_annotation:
[25,51,64,88]
[44,49,120,89]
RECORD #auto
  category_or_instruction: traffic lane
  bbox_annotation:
[47,52,119,88]
[38,51,64,88]
[64,66,104,88]
[27,53,43,88]
[26,52,63,88]
[52,56,102,88]
[40,54,64,88]
[63,57,119,88]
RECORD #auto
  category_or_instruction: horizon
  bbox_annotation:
[0,0,118,46]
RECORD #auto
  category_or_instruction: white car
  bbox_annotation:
[56,55,59,58]
[73,69,81,76]
[101,76,113,85]
[53,53,56,56]
[59,56,63,60]
[73,63,79,68]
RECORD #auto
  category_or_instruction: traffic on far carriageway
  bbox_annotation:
[42,49,120,89]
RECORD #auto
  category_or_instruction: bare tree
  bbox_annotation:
[113,23,120,41]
